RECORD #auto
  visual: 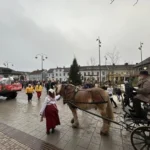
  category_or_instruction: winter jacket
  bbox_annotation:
[135,77,150,103]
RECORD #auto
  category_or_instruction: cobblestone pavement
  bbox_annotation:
[0,131,32,150]
[0,89,134,150]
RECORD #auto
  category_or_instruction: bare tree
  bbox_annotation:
[133,0,138,6]
[110,0,114,4]
[106,47,120,65]
[110,0,139,6]
[106,47,120,85]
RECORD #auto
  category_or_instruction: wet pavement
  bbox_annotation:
[0,89,134,150]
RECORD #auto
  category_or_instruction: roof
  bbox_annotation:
[30,70,47,75]
[64,68,70,72]
[48,64,134,73]
[135,57,150,67]
[47,67,69,73]
[48,68,55,73]
[0,67,22,75]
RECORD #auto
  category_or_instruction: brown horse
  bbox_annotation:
[56,84,114,135]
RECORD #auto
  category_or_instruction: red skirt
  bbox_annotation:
[45,104,60,131]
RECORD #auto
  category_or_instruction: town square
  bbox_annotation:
[0,0,150,150]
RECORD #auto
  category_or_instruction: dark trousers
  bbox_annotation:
[124,96,130,106]
[133,98,147,118]
[110,98,117,107]
[109,94,117,107]
[133,98,142,116]
[27,93,33,101]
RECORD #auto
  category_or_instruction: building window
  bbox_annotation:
[88,72,90,76]
[84,72,86,76]
[102,71,105,75]
[56,73,58,76]
[60,73,61,76]
[102,77,105,81]
[64,73,65,76]
[97,72,99,76]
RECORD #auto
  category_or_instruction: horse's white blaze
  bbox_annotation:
[57,84,62,94]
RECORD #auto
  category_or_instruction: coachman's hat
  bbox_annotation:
[139,70,149,76]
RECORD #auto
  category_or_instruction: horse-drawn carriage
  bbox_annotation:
[56,83,150,150]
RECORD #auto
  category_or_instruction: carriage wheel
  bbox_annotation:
[131,126,150,150]
[125,118,140,132]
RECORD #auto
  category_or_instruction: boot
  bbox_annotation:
[51,128,55,133]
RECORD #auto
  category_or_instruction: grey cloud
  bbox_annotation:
[0,0,150,71]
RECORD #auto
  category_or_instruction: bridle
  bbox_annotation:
[62,84,78,103]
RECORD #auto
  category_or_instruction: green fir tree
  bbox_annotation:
[69,58,82,85]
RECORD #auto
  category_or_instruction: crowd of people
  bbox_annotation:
[24,80,61,134]
[21,70,150,135]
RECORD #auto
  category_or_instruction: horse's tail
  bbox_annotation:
[106,95,114,121]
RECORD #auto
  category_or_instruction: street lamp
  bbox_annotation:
[138,42,143,63]
[35,54,48,81]
[96,37,101,86]
[3,61,14,68]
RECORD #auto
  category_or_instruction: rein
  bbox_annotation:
[64,100,108,104]
[67,101,127,129]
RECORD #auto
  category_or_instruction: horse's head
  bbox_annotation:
[55,84,76,104]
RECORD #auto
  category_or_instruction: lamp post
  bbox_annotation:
[3,62,14,68]
[138,42,143,63]
[104,56,109,81]
[96,37,101,86]
[35,54,48,81]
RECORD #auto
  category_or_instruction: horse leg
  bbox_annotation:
[98,107,110,136]
[70,108,79,128]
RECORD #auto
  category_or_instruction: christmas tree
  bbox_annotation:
[69,58,82,85]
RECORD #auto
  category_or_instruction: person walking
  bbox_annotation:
[107,85,117,108]
[35,82,43,100]
[26,84,34,102]
[45,81,51,94]
[40,89,60,134]
[116,87,122,102]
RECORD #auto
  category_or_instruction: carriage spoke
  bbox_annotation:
[133,136,145,141]
[134,131,145,139]
[140,144,147,150]
[147,145,150,150]
[142,130,147,138]
[134,141,146,145]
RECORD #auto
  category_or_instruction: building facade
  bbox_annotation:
[48,64,134,83]
[134,57,150,75]
[29,70,48,81]
[48,67,68,82]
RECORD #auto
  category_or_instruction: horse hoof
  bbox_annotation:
[100,131,109,136]
[71,119,74,124]
[72,123,79,128]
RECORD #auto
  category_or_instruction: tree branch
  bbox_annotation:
[133,0,138,6]
[110,0,114,4]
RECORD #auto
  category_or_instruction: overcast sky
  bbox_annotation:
[0,0,150,71]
